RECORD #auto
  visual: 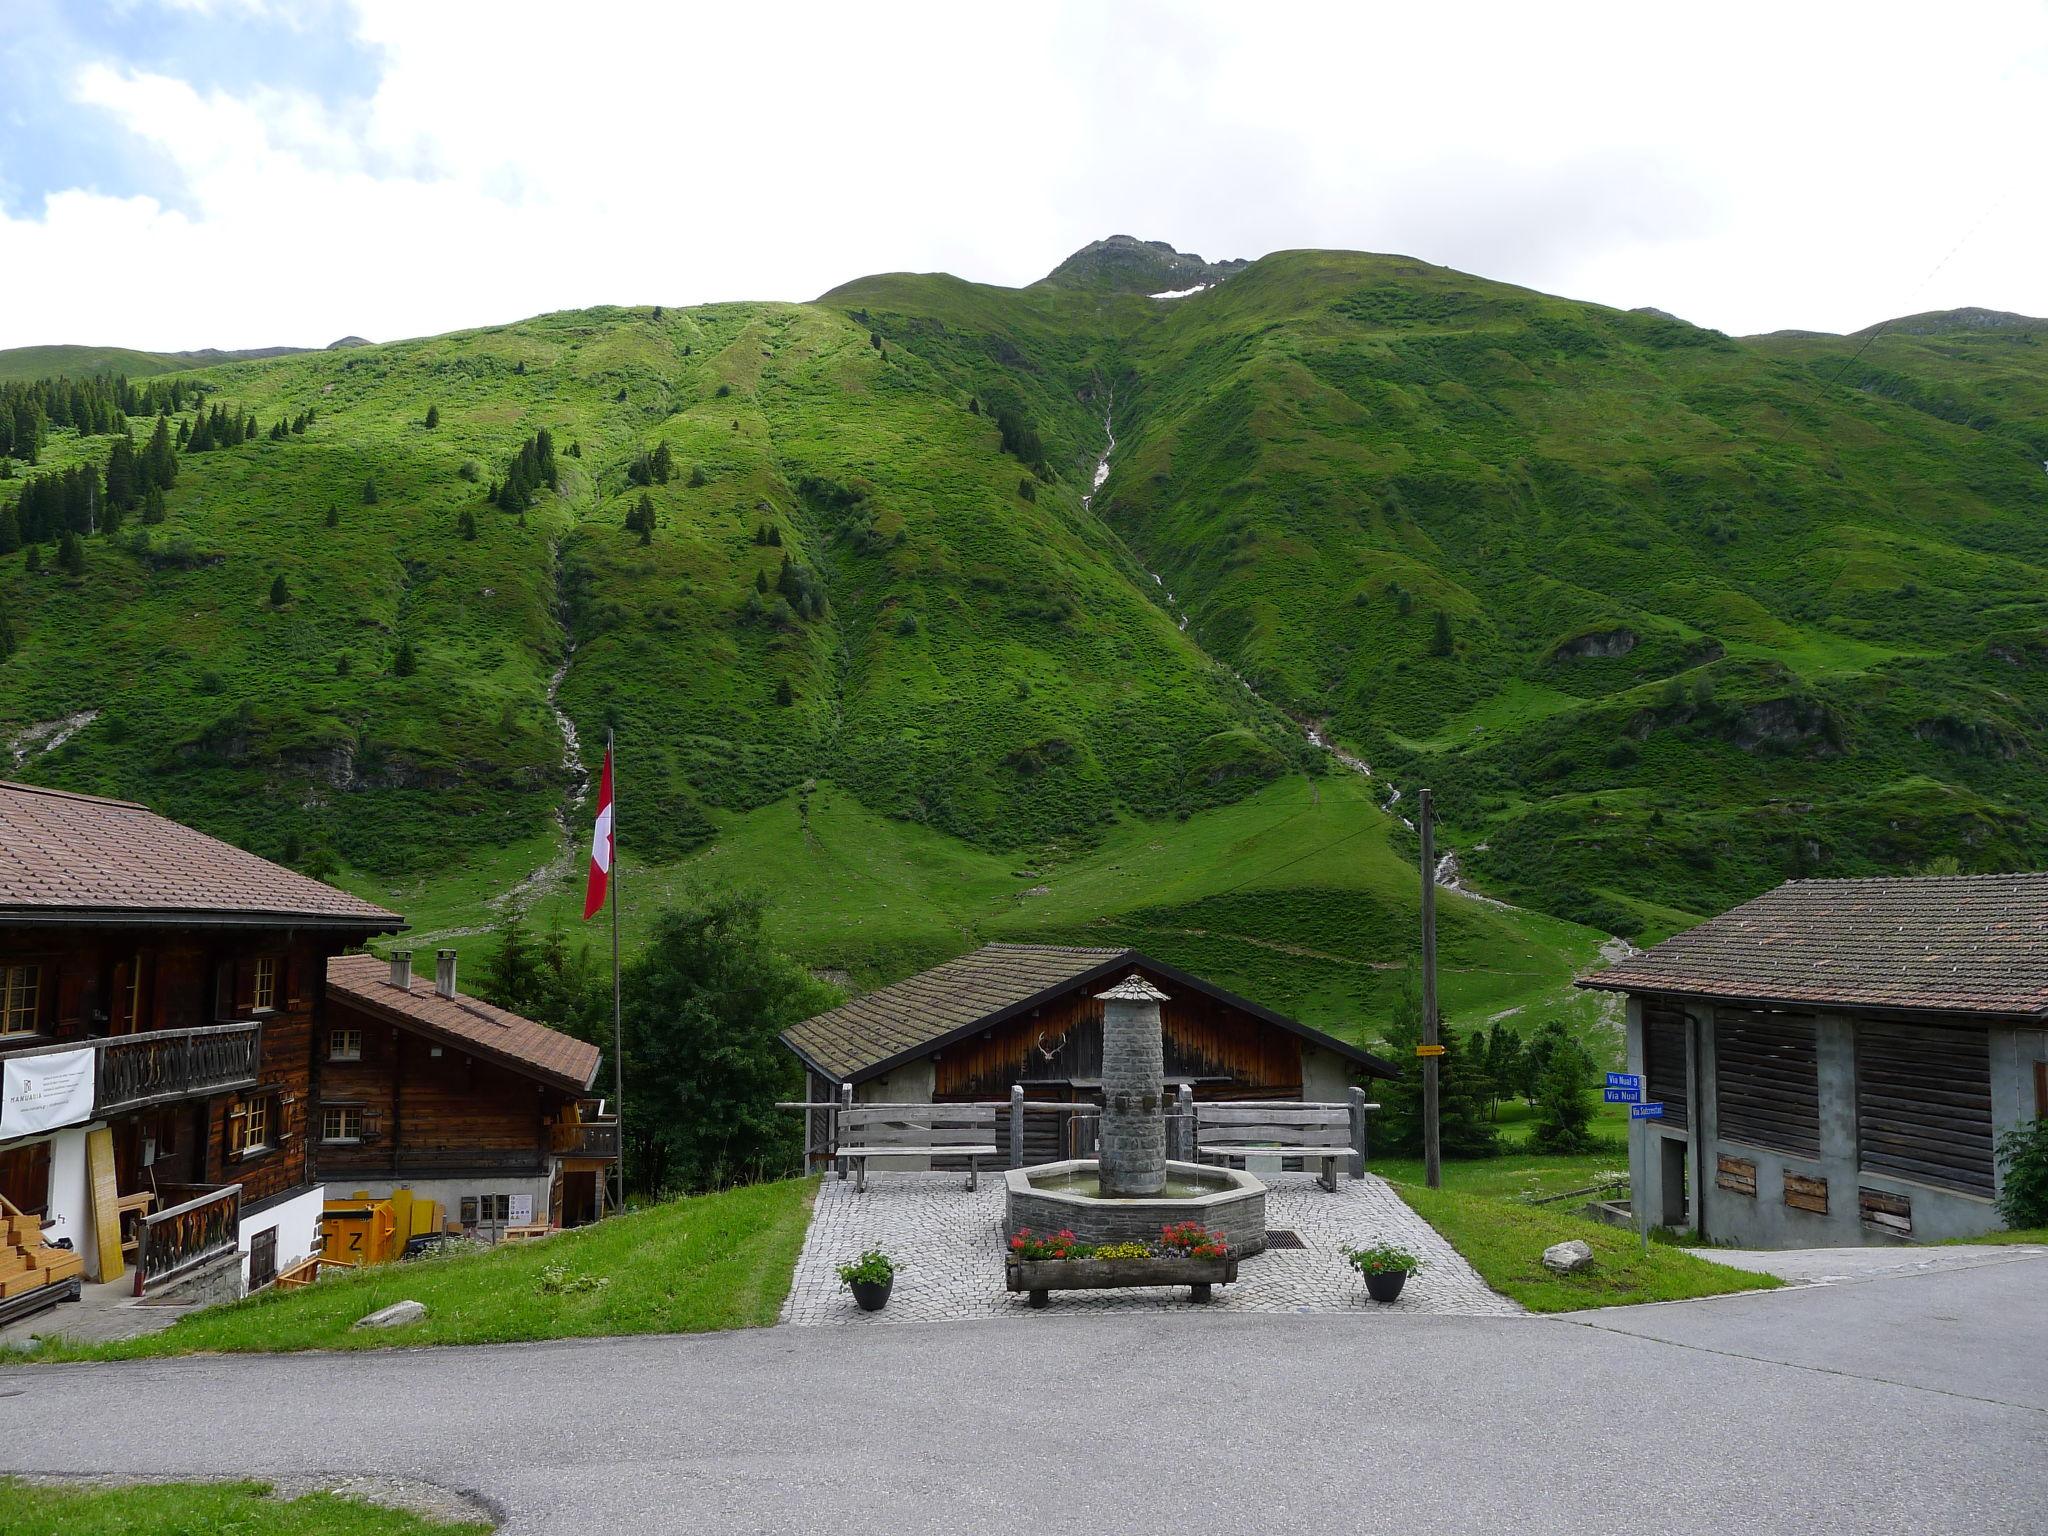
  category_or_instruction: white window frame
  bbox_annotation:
[321,1105,363,1143]
[0,964,39,1037]
[238,1097,272,1156]
[329,1029,362,1062]
[252,956,277,1013]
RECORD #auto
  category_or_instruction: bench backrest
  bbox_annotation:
[837,1105,998,1148]
[1195,1103,1352,1149]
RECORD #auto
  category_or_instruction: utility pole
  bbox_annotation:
[1419,787,1442,1190]
[609,728,626,1217]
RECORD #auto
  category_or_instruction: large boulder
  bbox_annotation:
[353,1299,427,1330]
[1542,1239,1595,1275]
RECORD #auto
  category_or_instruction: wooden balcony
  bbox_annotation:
[94,1022,262,1116]
[134,1182,240,1296]
[552,1099,619,1160]
[0,1021,262,1124]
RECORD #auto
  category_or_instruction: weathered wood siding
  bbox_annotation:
[315,998,566,1179]
[932,968,1305,1102]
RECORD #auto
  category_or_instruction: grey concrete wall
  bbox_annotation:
[853,1062,941,1171]
[1301,1044,1352,1103]
[329,1173,554,1236]
[1627,1000,2033,1248]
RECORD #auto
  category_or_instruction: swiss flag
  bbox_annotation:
[583,744,614,920]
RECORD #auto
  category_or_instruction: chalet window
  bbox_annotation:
[248,1226,278,1290]
[1856,1021,1996,1198]
[329,1029,362,1062]
[1643,1001,1690,1130]
[231,1096,273,1156]
[321,1106,363,1143]
[1,964,41,1037]
[1713,1010,1820,1158]
[252,957,277,1012]
[465,1194,510,1226]
[123,954,144,1033]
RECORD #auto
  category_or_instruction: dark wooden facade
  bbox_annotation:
[0,922,346,1211]
[933,964,1315,1103]
[314,1004,567,1180]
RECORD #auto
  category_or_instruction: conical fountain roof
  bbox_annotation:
[1095,971,1169,1003]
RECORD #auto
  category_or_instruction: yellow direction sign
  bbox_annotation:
[1414,1044,1447,1058]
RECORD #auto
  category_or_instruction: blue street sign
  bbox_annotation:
[1603,1087,1641,1104]
[1630,1102,1665,1120]
[1606,1072,1642,1090]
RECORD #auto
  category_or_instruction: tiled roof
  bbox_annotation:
[0,779,401,929]
[327,952,602,1092]
[782,942,1395,1083]
[1578,874,2048,1017]
[784,943,1134,1082]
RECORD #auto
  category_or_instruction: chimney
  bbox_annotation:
[435,949,458,1000]
[388,950,412,990]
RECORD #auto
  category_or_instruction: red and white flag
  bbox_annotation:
[583,744,614,920]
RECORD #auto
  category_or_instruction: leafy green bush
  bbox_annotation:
[836,1249,897,1286]
[1994,1118,2048,1229]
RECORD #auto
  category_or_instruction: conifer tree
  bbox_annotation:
[775,678,794,706]
[0,505,18,555]
[104,432,137,512]
[754,569,769,594]
[424,404,440,429]
[392,637,418,676]
[56,530,85,577]
[1530,1031,1598,1153]
[458,509,478,541]
[269,573,290,607]
[325,505,339,528]
[362,477,378,504]
[25,545,42,574]
[142,487,166,526]
[1431,610,1453,657]
[0,610,13,663]
[336,653,352,677]
[650,440,673,484]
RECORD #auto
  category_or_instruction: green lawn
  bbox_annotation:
[31,1178,815,1363]
[1393,1176,1776,1311]
[0,1480,490,1536]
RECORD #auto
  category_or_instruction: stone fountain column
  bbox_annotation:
[1096,973,1169,1198]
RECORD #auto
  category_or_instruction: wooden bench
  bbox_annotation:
[835,1106,1001,1193]
[1195,1103,1359,1192]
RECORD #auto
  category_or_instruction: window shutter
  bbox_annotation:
[1855,1022,1995,1197]
[1643,1002,1690,1130]
[1713,1010,1820,1157]
[234,959,256,1014]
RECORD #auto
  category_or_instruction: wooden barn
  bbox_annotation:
[781,943,1395,1168]
[320,950,616,1234]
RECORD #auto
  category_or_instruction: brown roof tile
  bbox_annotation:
[327,952,601,1093]
[783,943,1132,1082]
[0,779,401,929]
[1578,874,2048,1017]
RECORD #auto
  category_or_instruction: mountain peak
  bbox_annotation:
[1036,235,1248,295]
[1854,306,2048,339]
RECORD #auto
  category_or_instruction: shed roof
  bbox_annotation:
[0,778,401,931]
[327,952,601,1093]
[781,941,1395,1084]
[1577,874,2048,1018]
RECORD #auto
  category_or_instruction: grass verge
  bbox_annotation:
[30,1178,815,1363]
[1392,1176,1778,1312]
[0,1479,490,1535]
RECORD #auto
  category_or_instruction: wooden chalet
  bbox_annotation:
[320,950,615,1234]
[1581,874,2048,1248]
[781,943,1395,1168]
[0,780,400,1320]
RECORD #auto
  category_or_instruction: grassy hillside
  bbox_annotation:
[5,241,2042,1051]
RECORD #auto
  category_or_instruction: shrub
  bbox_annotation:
[269,574,289,607]
[1994,1117,2048,1229]
[458,510,477,541]
[1341,1243,1421,1276]
[1017,477,1036,502]
[836,1249,897,1286]
[424,404,440,429]
[392,637,418,677]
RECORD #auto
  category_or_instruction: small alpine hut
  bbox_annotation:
[1580,874,2048,1248]
[781,943,1395,1170]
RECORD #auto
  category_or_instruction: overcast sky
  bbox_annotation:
[3,0,2045,351]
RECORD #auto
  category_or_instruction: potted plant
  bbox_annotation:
[1343,1242,1421,1303]
[837,1248,898,1312]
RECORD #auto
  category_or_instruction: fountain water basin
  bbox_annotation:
[1005,1158,1267,1256]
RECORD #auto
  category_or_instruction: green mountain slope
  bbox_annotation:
[5,238,2044,1049]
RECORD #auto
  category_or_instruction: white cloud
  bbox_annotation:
[4,0,2047,349]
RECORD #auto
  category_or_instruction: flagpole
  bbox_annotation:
[608,727,625,1215]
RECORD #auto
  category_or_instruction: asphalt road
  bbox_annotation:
[4,1252,2043,1536]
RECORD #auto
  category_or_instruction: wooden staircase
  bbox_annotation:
[0,1194,85,1325]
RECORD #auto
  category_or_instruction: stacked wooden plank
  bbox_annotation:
[0,1196,86,1316]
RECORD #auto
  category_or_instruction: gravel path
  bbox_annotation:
[782,1170,1519,1323]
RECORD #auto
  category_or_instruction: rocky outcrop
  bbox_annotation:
[1036,236,1248,295]
[1552,627,1639,661]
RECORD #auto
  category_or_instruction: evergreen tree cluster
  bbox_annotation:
[0,371,227,466]
[625,440,674,487]
[184,401,261,453]
[490,428,558,511]
[625,493,656,545]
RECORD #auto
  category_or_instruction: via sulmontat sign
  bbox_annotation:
[1603,1071,1663,1118]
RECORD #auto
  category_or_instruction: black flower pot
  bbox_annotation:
[1364,1269,1408,1304]
[849,1277,893,1312]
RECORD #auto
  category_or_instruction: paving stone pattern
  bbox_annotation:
[783,1171,1521,1325]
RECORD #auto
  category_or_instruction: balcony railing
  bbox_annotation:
[135,1182,240,1296]
[94,1022,262,1117]
[552,1099,620,1160]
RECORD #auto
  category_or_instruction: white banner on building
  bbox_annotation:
[1,1047,96,1138]
[507,1193,534,1225]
